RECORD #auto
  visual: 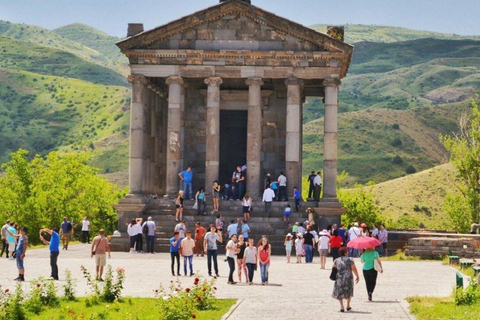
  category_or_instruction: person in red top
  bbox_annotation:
[258,236,271,285]
[329,229,343,262]
[194,222,206,257]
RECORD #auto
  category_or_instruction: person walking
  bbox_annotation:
[226,234,237,284]
[1,220,11,258]
[178,166,194,200]
[175,190,184,221]
[6,226,28,281]
[7,222,16,260]
[329,229,343,262]
[60,217,73,250]
[295,233,303,263]
[307,171,316,199]
[39,227,60,280]
[277,172,288,201]
[91,229,110,281]
[195,187,206,216]
[332,247,360,312]
[181,231,195,276]
[361,247,383,301]
[204,225,222,277]
[293,187,301,212]
[313,172,322,201]
[347,223,360,257]
[212,181,221,212]
[81,216,90,244]
[262,185,275,214]
[318,229,330,269]
[303,226,315,263]
[378,225,389,256]
[258,236,271,285]
[142,216,157,254]
[194,222,206,257]
[236,235,248,283]
[284,233,293,263]
[244,238,257,285]
[127,219,138,254]
[170,232,181,276]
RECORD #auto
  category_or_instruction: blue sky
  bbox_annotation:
[0,0,479,38]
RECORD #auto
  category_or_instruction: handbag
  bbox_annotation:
[374,259,383,273]
[193,201,198,209]
[329,267,337,281]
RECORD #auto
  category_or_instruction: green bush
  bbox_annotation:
[456,279,479,306]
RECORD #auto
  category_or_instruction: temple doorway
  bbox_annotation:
[219,110,247,185]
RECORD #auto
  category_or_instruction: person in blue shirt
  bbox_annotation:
[178,167,194,200]
[40,227,61,280]
[293,187,301,212]
[170,232,181,276]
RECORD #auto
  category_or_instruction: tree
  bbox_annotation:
[338,181,381,227]
[441,95,480,229]
[0,149,125,244]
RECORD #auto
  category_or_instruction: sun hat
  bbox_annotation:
[361,223,367,228]
[287,233,292,237]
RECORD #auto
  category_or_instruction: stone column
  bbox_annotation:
[204,77,223,193]
[126,75,148,197]
[246,78,264,197]
[166,76,184,197]
[285,78,303,195]
[323,78,341,199]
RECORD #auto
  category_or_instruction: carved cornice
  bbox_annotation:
[128,75,166,98]
[245,78,264,87]
[166,76,184,86]
[285,77,303,87]
[204,77,223,87]
[322,78,342,87]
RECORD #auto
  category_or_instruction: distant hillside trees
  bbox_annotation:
[441,95,480,233]
[0,149,126,244]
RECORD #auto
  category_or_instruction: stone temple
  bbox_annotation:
[113,0,353,250]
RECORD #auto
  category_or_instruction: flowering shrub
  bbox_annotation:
[81,265,126,304]
[24,277,60,314]
[0,283,27,320]
[62,269,76,301]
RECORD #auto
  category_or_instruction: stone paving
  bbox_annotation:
[0,244,458,319]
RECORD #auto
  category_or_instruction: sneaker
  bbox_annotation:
[368,292,372,301]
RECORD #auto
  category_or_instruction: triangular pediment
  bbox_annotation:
[117,0,352,55]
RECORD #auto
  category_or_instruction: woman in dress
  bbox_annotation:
[361,247,383,301]
[236,235,248,282]
[242,194,252,221]
[332,247,360,312]
[212,181,221,212]
[258,236,271,285]
[195,187,206,216]
[175,190,184,221]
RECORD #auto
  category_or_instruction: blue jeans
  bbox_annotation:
[207,249,218,276]
[183,255,193,275]
[236,182,245,200]
[146,235,155,253]
[246,263,255,283]
[183,181,192,199]
[304,244,313,263]
[278,186,288,201]
[348,247,358,257]
[227,257,235,282]
[259,263,269,283]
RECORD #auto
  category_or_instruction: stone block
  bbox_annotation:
[212,40,260,50]
[182,29,197,40]
[195,40,214,50]
[259,41,283,51]
[244,20,258,30]
[197,29,214,40]
[227,19,243,29]
[214,29,236,40]
[209,19,227,29]
[236,29,257,40]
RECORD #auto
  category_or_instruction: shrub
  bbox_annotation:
[392,123,400,129]
[0,282,27,320]
[456,279,479,305]
[391,137,403,147]
[405,165,417,174]
[63,269,76,301]
[25,277,60,314]
[392,155,403,164]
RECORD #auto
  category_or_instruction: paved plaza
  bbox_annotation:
[0,244,457,319]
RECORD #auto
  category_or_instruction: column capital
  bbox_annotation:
[322,78,342,87]
[246,77,264,87]
[166,76,184,86]
[128,75,148,86]
[204,76,223,87]
[284,77,303,87]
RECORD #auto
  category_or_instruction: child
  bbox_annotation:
[222,182,231,200]
[292,221,299,235]
[293,187,301,212]
[295,233,303,263]
[284,233,293,263]
[271,181,278,200]
[284,204,291,222]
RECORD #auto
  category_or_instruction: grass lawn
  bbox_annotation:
[408,296,480,320]
[29,297,236,320]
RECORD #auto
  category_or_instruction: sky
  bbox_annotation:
[0,0,479,38]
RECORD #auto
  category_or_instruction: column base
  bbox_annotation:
[313,201,346,230]
[113,198,147,233]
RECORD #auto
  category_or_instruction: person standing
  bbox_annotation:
[175,220,187,240]
[361,247,383,301]
[244,238,257,285]
[170,232,181,276]
[318,229,330,269]
[307,171,316,200]
[293,187,301,212]
[329,229,343,262]
[262,185,275,214]
[258,236,271,285]
[181,231,195,276]
[236,235,248,283]
[242,194,252,221]
[332,247,360,312]
[39,227,60,280]
[133,218,143,253]
[195,187,206,216]
[60,217,73,250]
[303,226,315,263]
[313,172,322,201]
[6,226,28,281]
[347,223,360,257]
[194,222,206,257]
[178,166,194,200]
[212,181,221,212]
[91,229,110,281]
[226,219,238,239]
[81,216,90,244]
[1,220,10,258]
[277,172,288,201]
[127,219,138,254]
[233,166,246,200]
[226,234,237,284]
[240,219,250,241]
[378,225,389,256]
[204,226,222,277]
[175,190,184,222]
[7,222,16,260]
[142,216,157,254]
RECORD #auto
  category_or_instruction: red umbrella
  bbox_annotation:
[347,237,381,249]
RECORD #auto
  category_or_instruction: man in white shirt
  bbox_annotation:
[81,216,90,244]
[262,185,275,214]
[277,172,288,201]
[348,222,360,257]
[313,172,322,200]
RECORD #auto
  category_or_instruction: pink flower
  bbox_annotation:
[185,288,190,292]
[196,296,202,301]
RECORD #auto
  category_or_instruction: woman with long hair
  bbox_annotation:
[258,236,271,285]
[329,229,343,262]
[236,235,248,282]
[175,190,184,221]
[127,219,137,253]
[242,194,252,221]
[226,234,238,284]
[195,187,206,216]
[212,181,221,212]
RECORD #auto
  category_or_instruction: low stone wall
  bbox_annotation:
[404,235,480,259]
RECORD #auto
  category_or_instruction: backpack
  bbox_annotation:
[142,222,149,235]
[67,222,72,232]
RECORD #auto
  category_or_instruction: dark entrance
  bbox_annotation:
[219,110,247,185]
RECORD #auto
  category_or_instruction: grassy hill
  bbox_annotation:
[373,163,457,229]
[310,24,480,44]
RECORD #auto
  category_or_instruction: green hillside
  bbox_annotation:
[310,24,480,44]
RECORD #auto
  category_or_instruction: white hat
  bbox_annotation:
[319,229,328,235]
[354,222,359,227]
[286,233,292,237]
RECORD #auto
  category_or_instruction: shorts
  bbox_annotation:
[8,242,15,252]
[284,211,291,217]
[243,206,250,214]
[213,192,220,199]
[16,255,24,270]
[176,204,183,209]
[319,249,328,257]
[95,254,107,267]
